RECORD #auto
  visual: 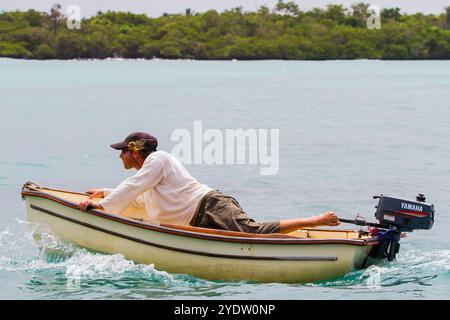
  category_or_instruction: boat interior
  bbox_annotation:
[24,186,372,240]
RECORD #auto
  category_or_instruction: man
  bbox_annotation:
[79,132,340,234]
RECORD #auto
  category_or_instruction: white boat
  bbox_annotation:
[21,182,384,283]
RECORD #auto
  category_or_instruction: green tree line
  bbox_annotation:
[1,1,449,60]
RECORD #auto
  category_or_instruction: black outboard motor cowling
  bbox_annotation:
[374,194,434,232]
[368,194,435,262]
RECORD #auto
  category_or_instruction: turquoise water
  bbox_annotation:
[0,58,449,299]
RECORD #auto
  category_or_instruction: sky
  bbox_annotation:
[0,0,449,17]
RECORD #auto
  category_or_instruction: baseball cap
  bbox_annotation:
[110,132,158,151]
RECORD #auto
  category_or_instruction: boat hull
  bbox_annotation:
[23,189,374,283]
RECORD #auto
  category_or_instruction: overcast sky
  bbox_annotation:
[1,0,449,17]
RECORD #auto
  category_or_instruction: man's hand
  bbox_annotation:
[86,189,105,199]
[316,211,340,226]
[79,200,104,212]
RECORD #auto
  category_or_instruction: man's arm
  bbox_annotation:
[129,193,146,209]
[79,199,104,211]
[79,188,114,212]
[85,188,111,199]
[79,157,164,214]
[86,188,145,208]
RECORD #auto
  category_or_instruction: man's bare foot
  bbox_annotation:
[316,211,340,226]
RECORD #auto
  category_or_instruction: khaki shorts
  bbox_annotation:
[190,190,280,234]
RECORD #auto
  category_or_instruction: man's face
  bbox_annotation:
[119,148,136,170]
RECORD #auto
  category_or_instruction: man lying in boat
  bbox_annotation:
[79,132,340,234]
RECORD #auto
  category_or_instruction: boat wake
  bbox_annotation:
[309,247,449,290]
[0,219,206,289]
[1,218,448,298]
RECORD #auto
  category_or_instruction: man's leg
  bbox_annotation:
[198,192,280,234]
[195,192,340,234]
[279,212,340,234]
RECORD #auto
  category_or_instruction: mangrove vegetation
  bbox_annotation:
[0,1,449,60]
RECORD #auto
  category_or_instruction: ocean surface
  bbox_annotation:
[0,58,449,300]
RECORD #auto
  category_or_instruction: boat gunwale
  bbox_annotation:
[22,188,378,246]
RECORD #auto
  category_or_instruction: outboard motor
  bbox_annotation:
[374,194,434,232]
[369,194,434,261]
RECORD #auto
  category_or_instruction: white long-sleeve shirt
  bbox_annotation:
[100,150,212,225]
